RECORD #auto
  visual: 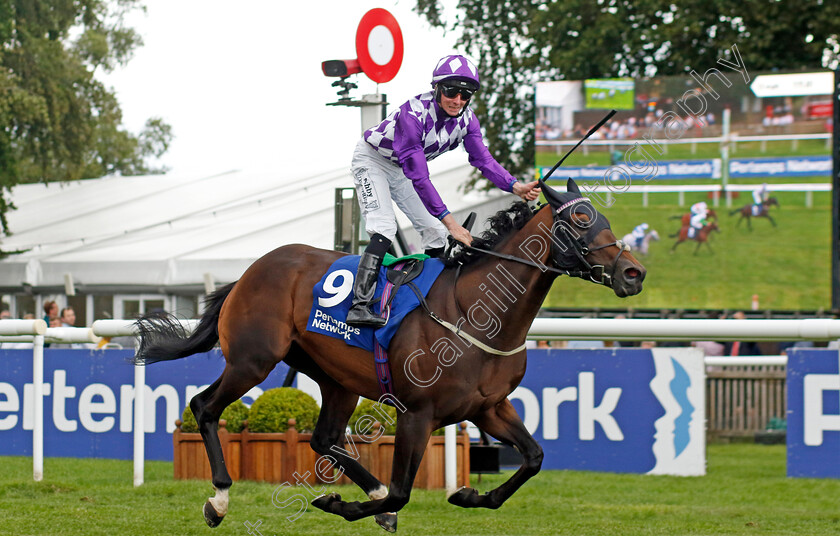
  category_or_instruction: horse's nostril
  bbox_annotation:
[625,268,640,279]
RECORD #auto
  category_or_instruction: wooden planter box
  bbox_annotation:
[173,419,471,489]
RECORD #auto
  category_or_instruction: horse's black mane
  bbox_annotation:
[443,201,539,267]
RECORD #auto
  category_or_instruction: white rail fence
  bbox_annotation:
[3,317,838,488]
[536,132,833,153]
[603,182,830,208]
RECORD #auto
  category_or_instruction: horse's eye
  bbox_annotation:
[572,213,590,226]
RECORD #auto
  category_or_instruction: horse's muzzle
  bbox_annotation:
[611,257,646,298]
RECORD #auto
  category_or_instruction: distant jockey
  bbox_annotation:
[689,201,709,231]
[752,183,769,214]
[631,222,649,248]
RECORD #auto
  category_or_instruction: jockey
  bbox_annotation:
[752,183,769,212]
[630,222,649,248]
[346,54,541,328]
[689,201,708,230]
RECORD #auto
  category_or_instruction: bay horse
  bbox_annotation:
[729,197,779,229]
[671,208,718,227]
[133,178,645,531]
[669,221,720,254]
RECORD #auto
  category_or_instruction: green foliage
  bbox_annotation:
[414,0,840,191]
[0,0,172,236]
[248,388,320,433]
[348,399,398,436]
[179,399,249,434]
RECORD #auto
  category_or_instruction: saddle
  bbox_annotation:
[382,259,425,312]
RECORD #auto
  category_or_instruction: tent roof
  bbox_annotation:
[0,158,512,293]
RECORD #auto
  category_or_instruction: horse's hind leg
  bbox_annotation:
[309,379,398,532]
[192,359,275,527]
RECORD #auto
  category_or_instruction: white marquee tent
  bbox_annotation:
[0,159,515,301]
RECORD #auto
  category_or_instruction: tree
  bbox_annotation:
[0,0,172,235]
[414,0,840,189]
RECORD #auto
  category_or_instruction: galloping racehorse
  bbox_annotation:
[672,208,718,227]
[133,178,646,531]
[729,196,779,230]
[621,229,659,256]
[670,221,720,254]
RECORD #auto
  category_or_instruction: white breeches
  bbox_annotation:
[351,139,448,250]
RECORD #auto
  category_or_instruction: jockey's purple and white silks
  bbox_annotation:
[363,91,515,219]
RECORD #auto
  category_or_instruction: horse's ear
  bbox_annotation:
[567,178,581,195]
[539,178,565,208]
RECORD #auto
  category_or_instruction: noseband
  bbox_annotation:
[549,197,629,287]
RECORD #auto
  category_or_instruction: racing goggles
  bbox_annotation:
[440,84,475,100]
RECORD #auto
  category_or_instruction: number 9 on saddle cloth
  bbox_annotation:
[307,255,445,351]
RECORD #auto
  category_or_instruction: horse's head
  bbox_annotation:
[767,197,779,207]
[539,178,646,297]
[649,230,660,241]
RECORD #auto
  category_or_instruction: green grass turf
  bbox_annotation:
[538,187,832,311]
[1,444,838,535]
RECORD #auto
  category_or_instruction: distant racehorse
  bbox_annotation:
[671,208,718,227]
[621,229,660,256]
[670,221,720,254]
[729,197,779,230]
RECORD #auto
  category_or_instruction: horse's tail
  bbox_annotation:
[133,282,237,365]
[728,208,740,216]
[668,215,683,220]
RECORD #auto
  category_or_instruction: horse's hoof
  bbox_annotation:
[375,512,398,532]
[203,500,225,528]
[312,492,342,513]
[447,486,481,508]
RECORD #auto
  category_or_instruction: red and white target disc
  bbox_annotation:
[355,8,403,84]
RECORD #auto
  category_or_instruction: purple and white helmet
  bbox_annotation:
[431,55,480,90]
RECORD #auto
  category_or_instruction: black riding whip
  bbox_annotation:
[541,109,617,182]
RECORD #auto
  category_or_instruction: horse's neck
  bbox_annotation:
[459,208,557,340]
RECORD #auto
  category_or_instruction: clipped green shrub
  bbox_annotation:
[348,399,398,436]
[180,399,249,433]
[248,388,320,433]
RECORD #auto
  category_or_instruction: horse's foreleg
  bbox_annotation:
[448,399,543,510]
[312,410,433,523]
[192,362,273,527]
[309,383,398,532]
[767,214,777,227]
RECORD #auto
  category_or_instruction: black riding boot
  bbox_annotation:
[346,234,391,328]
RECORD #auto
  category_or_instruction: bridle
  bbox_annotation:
[459,200,630,288]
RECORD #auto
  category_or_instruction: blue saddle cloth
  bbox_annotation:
[306,255,446,352]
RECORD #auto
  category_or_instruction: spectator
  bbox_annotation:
[0,310,10,320]
[692,340,725,356]
[723,311,761,356]
[43,300,60,327]
[60,307,77,327]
